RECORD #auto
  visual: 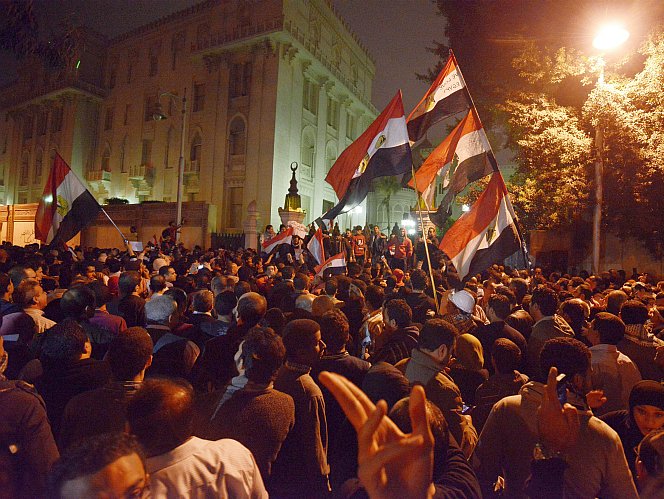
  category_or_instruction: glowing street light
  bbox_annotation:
[593,24,630,51]
[591,24,628,274]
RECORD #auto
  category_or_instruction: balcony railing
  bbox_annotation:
[0,74,107,109]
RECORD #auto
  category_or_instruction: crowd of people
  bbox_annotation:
[2,222,664,498]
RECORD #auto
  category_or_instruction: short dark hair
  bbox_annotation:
[593,312,625,345]
[488,293,511,320]
[384,299,412,328]
[606,290,628,315]
[531,286,559,316]
[319,309,350,352]
[621,299,649,325]
[637,429,664,476]
[281,266,295,280]
[127,378,194,455]
[41,319,88,361]
[365,284,384,310]
[409,269,428,290]
[0,273,11,295]
[294,273,310,292]
[118,271,141,296]
[87,281,112,307]
[419,318,458,351]
[324,278,338,296]
[48,433,145,498]
[192,290,214,313]
[150,274,167,294]
[510,278,529,304]
[234,281,251,300]
[282,319,320,359]
[214,290,236,316]
[60,285,96,320]
[539,337,591,381]
[237,292,267,326]
[242,326,285,384]
[12,278,41,308]
[107,327,153,381]
[491,338,521,374]
[158,266,174,277]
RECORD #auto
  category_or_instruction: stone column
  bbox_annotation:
[243,200,258,250]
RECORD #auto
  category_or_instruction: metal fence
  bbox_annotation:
[211,232,245,250]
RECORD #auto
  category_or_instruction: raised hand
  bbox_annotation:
[318,371,435,499]
[537,366,581,453]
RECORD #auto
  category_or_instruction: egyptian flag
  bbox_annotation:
[307,227,326,265]
[315,252,346,277]
[35,153,102,245]
[426,108,498,226]
[322,91,411,220]
[407,51,471,142]
[261,227,294,254]
[440,172,522,282]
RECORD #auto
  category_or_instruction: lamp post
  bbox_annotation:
[590,24,628,274]
[154,89,187,244]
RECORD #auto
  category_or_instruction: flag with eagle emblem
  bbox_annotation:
[321,90,411,221]
[439,171,523,282]
[35,153,102,245]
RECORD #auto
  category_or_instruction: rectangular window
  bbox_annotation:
[124,104,131,125]
[23,116,33,140]
[346,113,355,139]
[104,107,114,130]
[141,139,152,165]
[327,98,339,129]
[144,95,156,122]
[229,186,244,228]
[127,61,133,84]
[51,107,63,132]
[193,83,205,112]
[148,49,159,76]
[230,63,251,98]
[37,113,47,135]
[303,80,318,115]
[109,65,117,89]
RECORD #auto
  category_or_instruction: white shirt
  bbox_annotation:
[24,308,56,333]
[146,437,267,499]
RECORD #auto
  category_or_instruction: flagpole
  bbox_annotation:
[99,206,129,242]
[409,162,440,315]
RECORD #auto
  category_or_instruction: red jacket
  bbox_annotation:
[389,237,413,259]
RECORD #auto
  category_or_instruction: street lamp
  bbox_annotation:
[154,89,187,244]
[590,25,628,275]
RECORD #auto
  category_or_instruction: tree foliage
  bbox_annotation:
[425,1,664,253]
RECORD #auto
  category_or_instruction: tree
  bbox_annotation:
[423,1,664,253]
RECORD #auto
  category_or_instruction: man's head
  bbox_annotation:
[0,272,13,300]
[60,285,97,321]
[621,299,649,325]
[487,293,512,321]
[239,326,286,384]
[373,225,381,235]
[585,312,625,346]
[144,294,177,325]
[87,281,113,308]
[539,337,591,389]
[418,318,458,366]
[319,309,350,354]
[107,327,153,382]
[236,292,267,327]
[365,284,384,312]
[158,265,177,283]
[447,290,475,316]
[324,278,338,297]
[409,269,428,291]
[281,266,295,280]
[150,275,167,295]
[491,338,522,374]
[382,298,412,332]
[605,290,628,315]
[282,318,325,366]
[41,319,91,362]
[529,285,559,319]
[509,277,529,305]
[13,278,46,310]
[126,378,195,457]
[49,433,147,499]
[635,429,664,486]
[214,290,236,318]
[118,271,141,297]
[192,290,214,313]
[8,265,37,288]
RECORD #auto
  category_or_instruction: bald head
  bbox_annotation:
[237,292,267,327]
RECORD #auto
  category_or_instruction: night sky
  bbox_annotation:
[16,0,444,112]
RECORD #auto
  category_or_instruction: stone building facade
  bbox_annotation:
[0,0,378,241]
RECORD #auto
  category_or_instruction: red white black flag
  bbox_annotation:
[439,172,523,282]
[407,51,471,143]
[35,153,102,245]
[322,91,412,221]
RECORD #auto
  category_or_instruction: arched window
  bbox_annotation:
[34,148,43,183]
[228,117,246,156]
[101,144,111,172]
[325,142,337,174]
[300,129,315,180]
[190,132,202,172]
[19,152,29,186]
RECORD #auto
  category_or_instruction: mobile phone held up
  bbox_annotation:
[556,373,568,405]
